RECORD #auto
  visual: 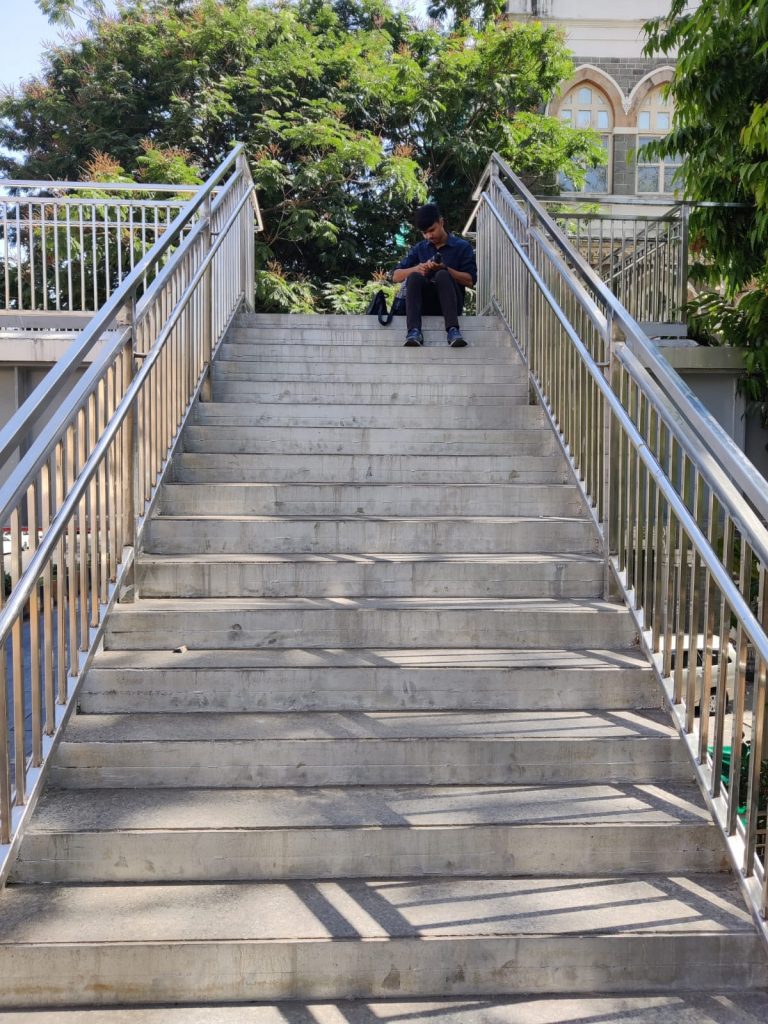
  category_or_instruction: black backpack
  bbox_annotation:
[365,286,406,326]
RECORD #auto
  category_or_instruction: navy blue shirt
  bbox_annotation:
[394,233,477,289]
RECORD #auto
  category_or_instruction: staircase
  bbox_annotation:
[2,312,768,1019]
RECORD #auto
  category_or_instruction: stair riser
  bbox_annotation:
[143,519,600,555]
[192,403,544,429]
[137,559,604,599]
[227,328,509,345]
[50,737,689,788]
[78,666,660,714]
[211,365,525,385]
[158,484,581,517]
[182,425,556,457]
[2,933,762,1007]
[218,343,519,362]
[104,607,639,651]
[235,314,502,327]
[169,454,569,486]
[13,824,725,884]
[211,382,529,404]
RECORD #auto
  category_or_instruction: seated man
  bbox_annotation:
[392,203,477,348]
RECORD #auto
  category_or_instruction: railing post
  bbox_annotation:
[678,203,690,324]
[603,315,623,600]
[201,194,213,402]
[236,151,255,311]
[120,298,137,600]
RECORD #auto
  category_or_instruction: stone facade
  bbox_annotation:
[507,1,690,196]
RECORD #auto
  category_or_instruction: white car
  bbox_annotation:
[667,634,737,715]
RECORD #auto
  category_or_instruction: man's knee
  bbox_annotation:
[406,273,425,292]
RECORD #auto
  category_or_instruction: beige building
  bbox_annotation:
[508,1,686,196]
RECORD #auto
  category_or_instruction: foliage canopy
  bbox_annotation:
[15,0,603,311]
[645,0,768,417]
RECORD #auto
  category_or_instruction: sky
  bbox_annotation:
[2,0,430,92]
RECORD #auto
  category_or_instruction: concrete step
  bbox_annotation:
[226,326,507,342]
[210,361,526,384]
[182,424,556,457]
[168,453,572,486]
[8,996,768,1024]
[192,401,546,429]
[218,341,520,362]
[234,314,503,328]
[137,552,605,599]
[104,597,639,651]
[0,875,763,1006]
[79,647,660,714]
[49,709,685,788]
[210,379,529,404]
[157,483,581,517]
[13,782,724,883]
[143,514,600,555]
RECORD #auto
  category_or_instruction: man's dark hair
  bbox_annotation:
[414,204,442,231]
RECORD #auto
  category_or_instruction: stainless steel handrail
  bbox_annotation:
[473,154,768,523]
[0,144,260,880]
[469,152,768,934]
[0,147,243,470]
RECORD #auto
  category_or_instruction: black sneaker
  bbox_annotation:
[447,326,466,347]
[404,329,424,346]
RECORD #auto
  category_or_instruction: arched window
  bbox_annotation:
[557,84,613,193]
[636,86,681,194]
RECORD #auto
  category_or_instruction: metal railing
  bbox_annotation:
[0,145,260,879]
[0,180,203,323]
[469,154,768,935]
[536,197,688,327]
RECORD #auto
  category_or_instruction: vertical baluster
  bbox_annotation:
[673,460,692,710]
[40,460,55,736]
[651,414,667,651]
[9,509,25,802]
[0,540,10,844]
[712,514,735,797]
[91,202,99,311]
[65,205,73,311]
[685,470,706,731]
[698,491,720,764]
[53,202,61,311]
[26,482,42,767]
[78,204,86,311]
[104,200,111,302]
[27,201,35,311]
[727,541,752,836]
[66,424,78,682]
[41,202,48,310]
[88,392,100,626]
[54,440,67,704]
[77,407,88,653]
[98,377,109,604]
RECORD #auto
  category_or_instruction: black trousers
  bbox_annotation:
[405,269,464,331]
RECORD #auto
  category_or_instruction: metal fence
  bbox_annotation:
[537,199,687,327]
[0,181,198,321]
[0,145,260,878]
[470,155,768,933]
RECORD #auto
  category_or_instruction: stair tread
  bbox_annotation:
[27,782,711,832]
[111,596,628,612]
[61,709,674,742]
[0,875,755,941]
[139,552,603,565]
[7,995,768,1024]
[89,646,652,670]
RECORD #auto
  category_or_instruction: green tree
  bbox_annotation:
[644,0,768,419]
[7,0,603,309]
